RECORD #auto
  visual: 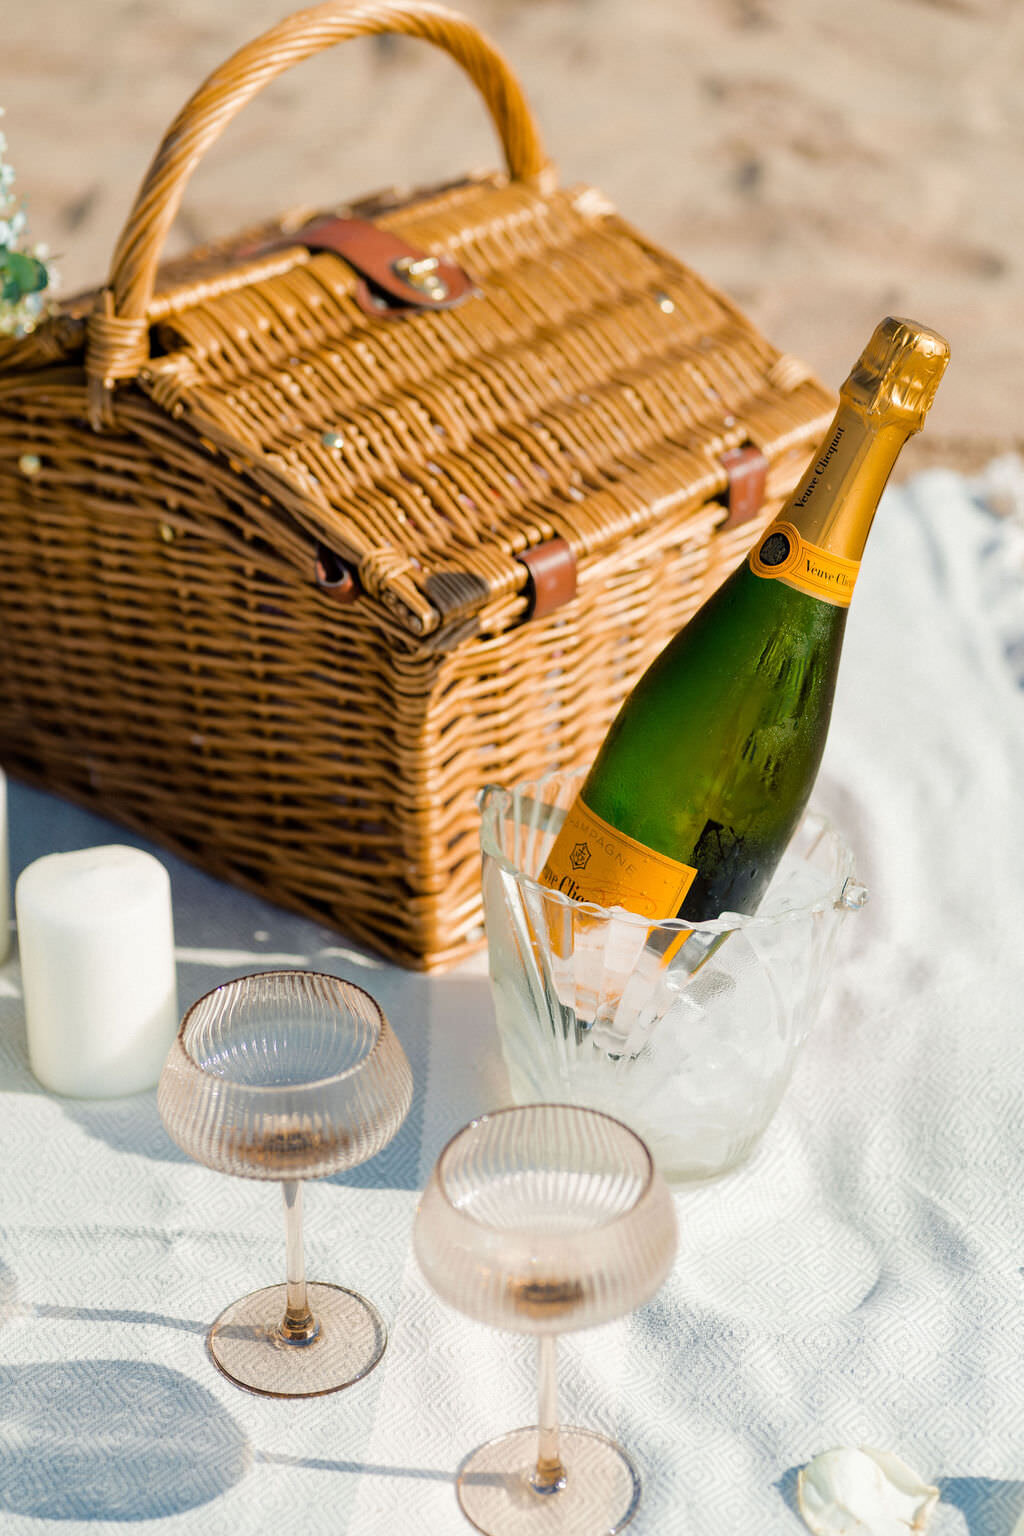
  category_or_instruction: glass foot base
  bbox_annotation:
[457,1426,640,1535]
[207,1281,387,1398]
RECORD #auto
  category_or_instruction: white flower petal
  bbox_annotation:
[797,1446,939,1536]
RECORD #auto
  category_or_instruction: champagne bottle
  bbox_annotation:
[539,317,949,945]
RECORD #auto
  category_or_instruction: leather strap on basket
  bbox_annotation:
[718,444,769,530]
[518,537,577,620]
[240,215,476,314]
[86,0,554,428]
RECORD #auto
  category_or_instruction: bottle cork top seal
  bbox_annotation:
[841,316,951,430]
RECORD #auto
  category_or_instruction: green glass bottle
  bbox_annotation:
[539,317,949,938]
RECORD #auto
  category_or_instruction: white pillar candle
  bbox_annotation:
[0,769,9,965]
[15,845,178,1098]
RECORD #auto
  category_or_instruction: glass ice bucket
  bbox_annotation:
[479,769,867,1184]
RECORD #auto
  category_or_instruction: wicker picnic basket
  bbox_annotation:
[0,1,834,970]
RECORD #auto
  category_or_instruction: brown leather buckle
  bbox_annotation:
[719,445,769,530]
[240,215,476,316]
[517,537,577,620]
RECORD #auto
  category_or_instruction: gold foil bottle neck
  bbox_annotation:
[840,316,951,430]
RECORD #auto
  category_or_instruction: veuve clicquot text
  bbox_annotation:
[539,316,949,937]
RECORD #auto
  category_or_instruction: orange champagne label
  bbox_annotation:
[749,521,859,607]
[539,798,697,919]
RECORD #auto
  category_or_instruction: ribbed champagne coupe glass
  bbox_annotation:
[158,970,412,1398]
[414,1103,677,1535]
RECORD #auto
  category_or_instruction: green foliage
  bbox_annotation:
[0,247,50,305]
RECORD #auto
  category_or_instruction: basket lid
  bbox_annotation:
[118,176,834,641]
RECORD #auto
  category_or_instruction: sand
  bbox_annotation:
[4,0,1022,471]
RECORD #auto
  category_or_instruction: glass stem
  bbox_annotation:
[279,1179,318,1343]
[533,1334,566,1493]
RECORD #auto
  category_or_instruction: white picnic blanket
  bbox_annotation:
[1,462,1023,1535]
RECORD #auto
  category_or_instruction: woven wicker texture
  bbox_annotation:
[0,0,834,969]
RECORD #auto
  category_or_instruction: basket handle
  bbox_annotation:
[86,0,552,425]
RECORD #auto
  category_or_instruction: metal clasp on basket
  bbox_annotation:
[392,255,449,303]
